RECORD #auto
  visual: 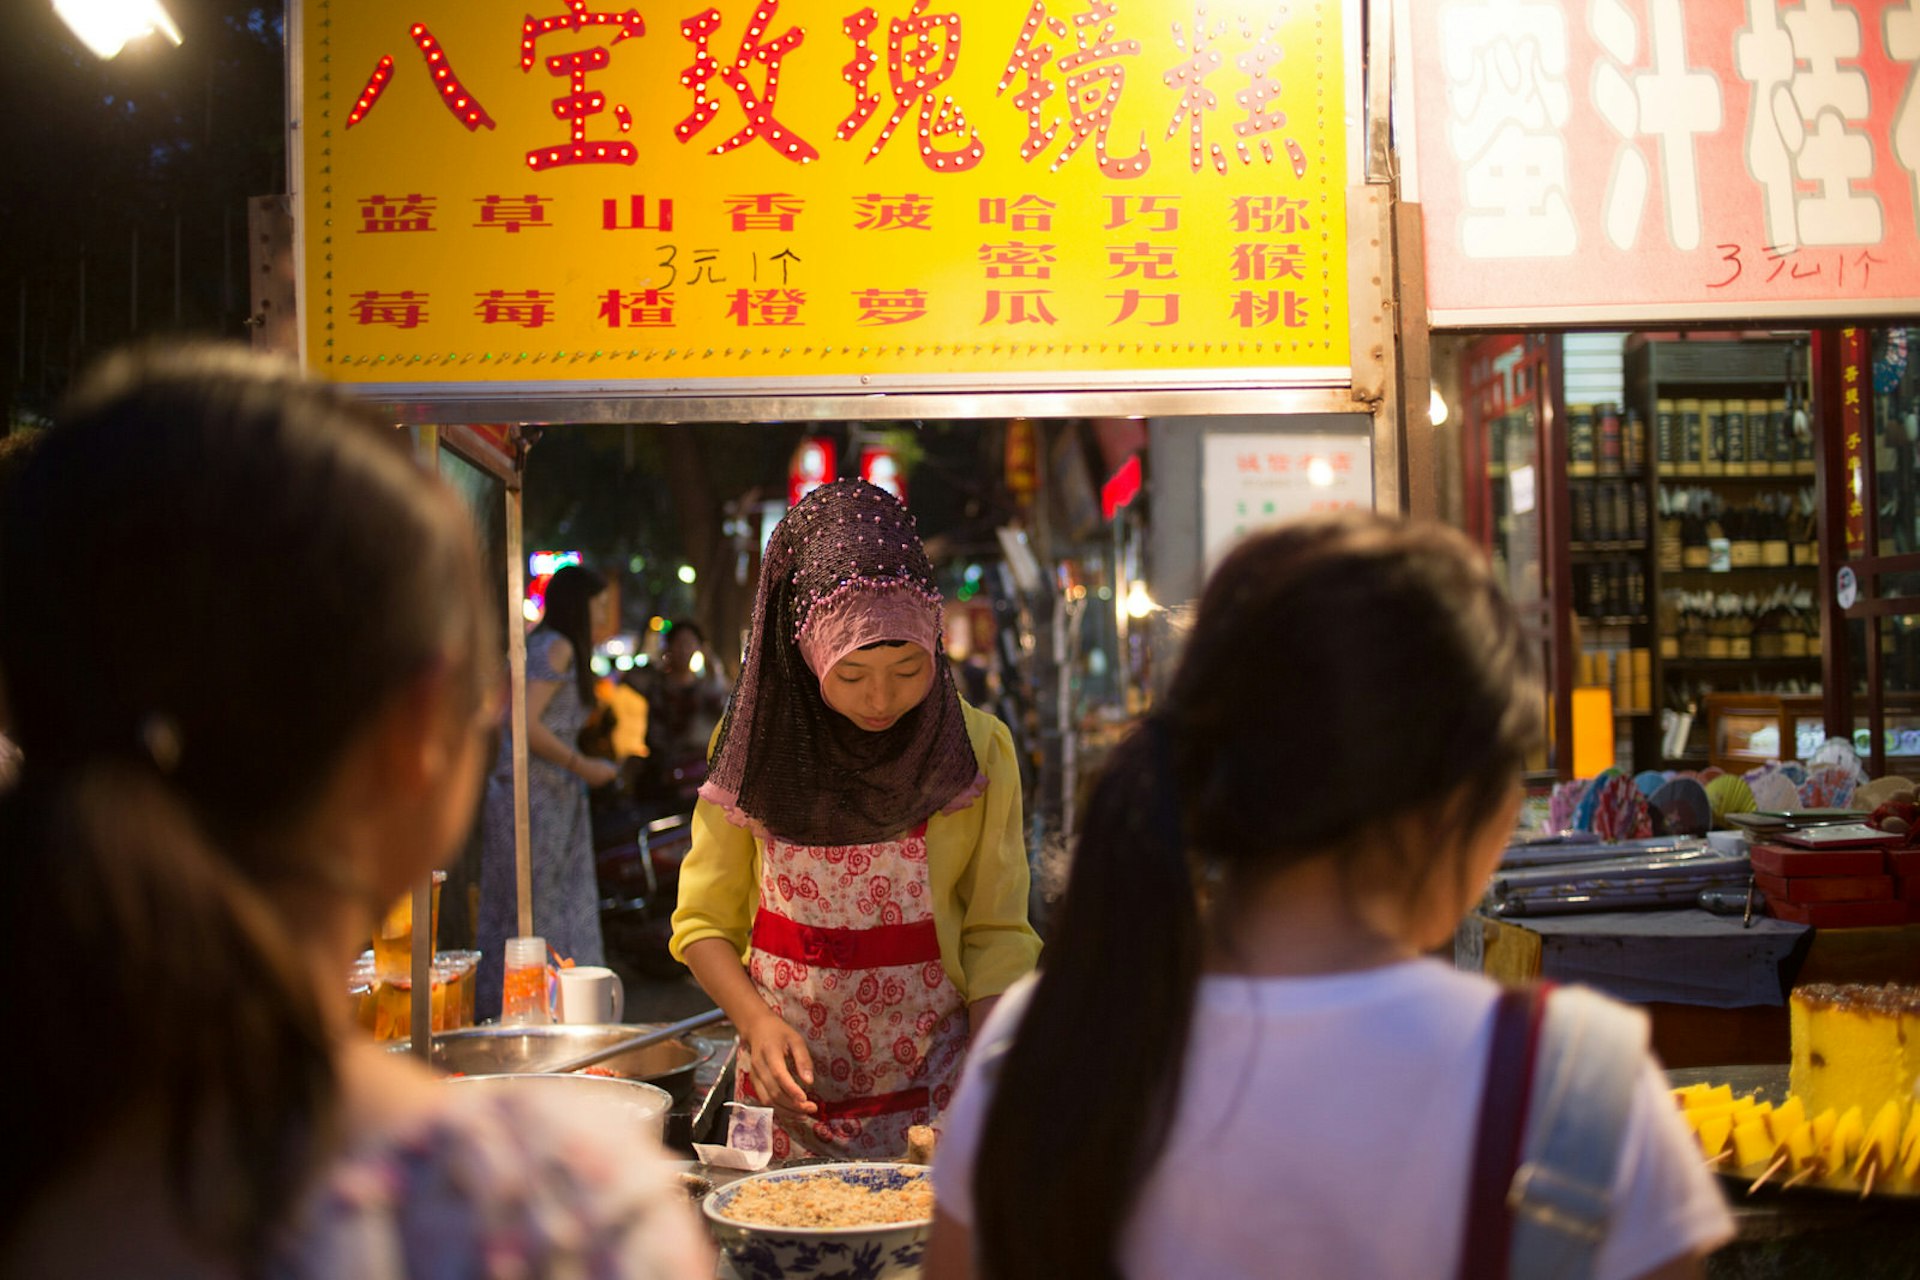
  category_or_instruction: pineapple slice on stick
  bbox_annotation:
[1852,1100,1906,1197]
[1693,1107,1736,1168]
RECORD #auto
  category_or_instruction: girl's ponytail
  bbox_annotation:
[972,717,1201,1280]
[0,765,336,1264]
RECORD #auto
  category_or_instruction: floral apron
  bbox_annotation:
[736,821,968,1161]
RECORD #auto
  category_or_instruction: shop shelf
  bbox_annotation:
[1662,656,1820,669]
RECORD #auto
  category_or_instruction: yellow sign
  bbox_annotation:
[295,0,1351,392]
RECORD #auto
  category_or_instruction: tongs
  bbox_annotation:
[540,1006,730,1075]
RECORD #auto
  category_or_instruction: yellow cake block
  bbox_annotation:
[1789,983,1920,1119]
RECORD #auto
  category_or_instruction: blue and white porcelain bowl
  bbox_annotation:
[702,1161,932,1280]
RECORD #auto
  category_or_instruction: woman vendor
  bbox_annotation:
[670,479,1041,1161]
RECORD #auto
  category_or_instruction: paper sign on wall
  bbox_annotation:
[1201,431,1372,572]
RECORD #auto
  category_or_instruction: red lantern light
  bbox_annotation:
[859,444,905,504]
[789,435,837,507]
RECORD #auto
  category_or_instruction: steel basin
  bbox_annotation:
[395,1023,712,1103]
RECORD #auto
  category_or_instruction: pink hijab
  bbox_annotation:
[698,480,984,845]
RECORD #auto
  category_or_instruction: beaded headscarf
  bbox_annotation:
[699,479,985,845]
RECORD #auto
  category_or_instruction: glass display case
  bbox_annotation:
[1705,691,1920,776]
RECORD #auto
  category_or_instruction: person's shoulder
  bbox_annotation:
[958,697,1013,755]
[281,1080,705,1277]
[533,629,574,671]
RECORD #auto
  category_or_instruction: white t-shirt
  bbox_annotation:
[934,961,1733,1280]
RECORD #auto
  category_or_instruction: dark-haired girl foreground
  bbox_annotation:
[0,346,708,1278]
[927,513,1732,1280]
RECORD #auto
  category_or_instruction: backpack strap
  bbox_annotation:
[1505,985,1649,1278]
[1457,983,1551,1280]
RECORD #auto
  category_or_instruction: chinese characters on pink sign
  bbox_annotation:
[1411,0,1920,324]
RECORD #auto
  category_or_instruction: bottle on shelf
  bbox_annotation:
[1624,407,1647,473]
[1723,400,1749,475]
[1703,399,1727,476]
[1597,403,1623,475]
[1568,403,1597,476]
[1677,398,1705,473]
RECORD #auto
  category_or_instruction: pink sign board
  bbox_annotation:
[1404,0,1920,326]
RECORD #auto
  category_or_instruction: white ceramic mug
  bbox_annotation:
[558,965,624,1025]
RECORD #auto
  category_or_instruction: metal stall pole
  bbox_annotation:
[1351,0,1404,516]
[506,441,534,946]
[409,425,442,1059]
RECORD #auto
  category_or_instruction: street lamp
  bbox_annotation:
[54,0,181,59]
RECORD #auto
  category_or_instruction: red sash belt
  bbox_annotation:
[751,909,939,971]
[814,1086,931,1121]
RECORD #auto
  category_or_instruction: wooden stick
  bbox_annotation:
[1860,1159,1877,1199]
[1779,1165,1818,1190]
[1747,1152,1790,1195]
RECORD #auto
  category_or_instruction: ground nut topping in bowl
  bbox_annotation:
[718,1169,933,1229]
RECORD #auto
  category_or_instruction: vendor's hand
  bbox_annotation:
[575,755,620,788]
[740,1011,817,1116]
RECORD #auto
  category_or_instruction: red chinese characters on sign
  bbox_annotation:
[475,289,558,327]
[1108,289,1178,324]
[727,288,807,324]
[982,289,1058,323]
[979,242,1056,277]
[1163,10,1305,174]
[1229,194,1310,233]
[1230,289,1308,328]
[1842,325,1867,553]
[1229,241,1305,280]
[853,287,930,323]
[600,288,678,325]
[347,25,496,132]
[676,1,820,163]
[520,1,648,170]
[1107,241,1176,278]
[998,0,1151,176]
[837,0,985,171]
[1105,193,1178,230]
[475,194,553,232]
[1234,450,1353,475]
[854,193,934,229]
[979,194,1056,229]
[603,195,675,230]
[359,194,437,233]
[353,291,430,328]
[726,192,806,231]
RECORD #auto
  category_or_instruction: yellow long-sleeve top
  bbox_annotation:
[669,700,1042,1003]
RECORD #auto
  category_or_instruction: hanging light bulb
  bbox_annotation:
[1428,386,1450,426]
[54,0,182,59]
[1124,580,1159,619]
